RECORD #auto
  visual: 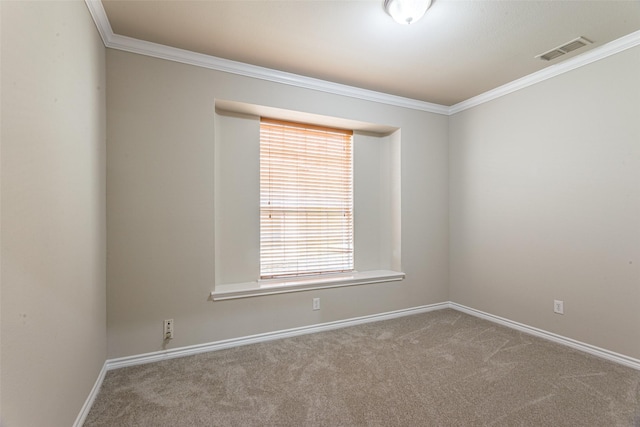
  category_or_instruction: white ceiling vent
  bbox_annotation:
[536,37,593,61]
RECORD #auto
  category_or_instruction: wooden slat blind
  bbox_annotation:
[260,118,354,279]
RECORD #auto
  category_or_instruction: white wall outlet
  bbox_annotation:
[312,298,320,311]
[553,300,564,315]
[164,318,174,339]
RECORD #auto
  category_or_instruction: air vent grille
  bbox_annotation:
[536,37,592,61]
[540,50,565,61]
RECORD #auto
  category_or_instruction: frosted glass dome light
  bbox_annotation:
[384,0,432,25]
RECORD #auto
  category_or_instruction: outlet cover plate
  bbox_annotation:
[553,300,564,315]
[164,319,174,339]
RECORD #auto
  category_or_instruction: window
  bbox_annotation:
[260,118,354,279]
[212,101,403,300]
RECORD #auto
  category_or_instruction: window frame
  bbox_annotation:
[259,118,355,279]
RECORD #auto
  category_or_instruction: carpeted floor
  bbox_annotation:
[85,309,640,426]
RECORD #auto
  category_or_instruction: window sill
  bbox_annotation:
[211,270,405,301]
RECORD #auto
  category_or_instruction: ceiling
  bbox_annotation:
[101,0,640,106]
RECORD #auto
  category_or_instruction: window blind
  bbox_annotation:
[260,118,354,279]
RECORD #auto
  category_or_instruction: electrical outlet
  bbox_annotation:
[164,319,174,339]
[553,300,564,315]
[312,298,320,311]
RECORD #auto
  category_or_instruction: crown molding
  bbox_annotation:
[85,0,113,44]
[449,29,640,115]
[86,1,640,116]
[107,32,450,115]
[83,0,449,115]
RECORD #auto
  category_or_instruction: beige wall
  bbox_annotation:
[1,1,638,422]
[106,49,449,358]
[450,46,640,359]
[0,2,106,426]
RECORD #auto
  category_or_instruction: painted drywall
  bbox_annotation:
[106,49,449,358]
[450,46,640,359]
[0,2,106,426]
[213,110,398,284]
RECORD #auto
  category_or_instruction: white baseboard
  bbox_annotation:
[75,302,446,424]
[73,362,107,427]
[106,302,449,371]
[449,302,640,371]
[77,300,640,424]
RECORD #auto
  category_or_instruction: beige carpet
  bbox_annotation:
[85,309,640,426]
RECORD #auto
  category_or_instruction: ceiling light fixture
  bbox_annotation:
[384,0,432,25]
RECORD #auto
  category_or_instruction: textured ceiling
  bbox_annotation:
[102,0,640,106]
